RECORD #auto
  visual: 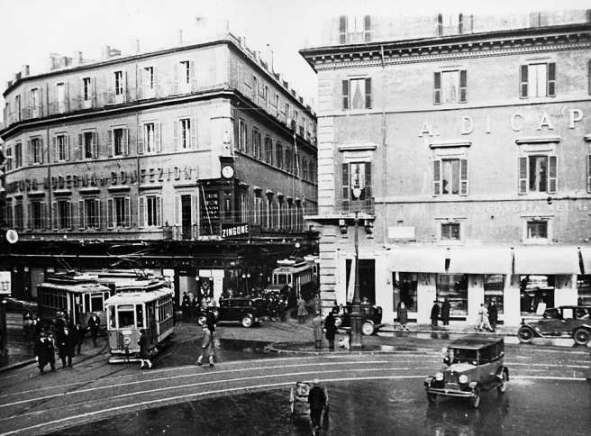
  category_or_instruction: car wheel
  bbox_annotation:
[497,369,508,394]
[361,321,375,336]
[470,387,481,409]
[517,326,534,344]
[197,315,207,326]
[241,315,253,328]
[573,328,590,345]
[427,393,437,404]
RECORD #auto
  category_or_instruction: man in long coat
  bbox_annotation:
[430,301,440,328]
[56,326,76,368]
[324,312,337,350]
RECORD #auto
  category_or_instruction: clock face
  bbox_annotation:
[221,165,234,178]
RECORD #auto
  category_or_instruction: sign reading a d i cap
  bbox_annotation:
[0,271,11,296]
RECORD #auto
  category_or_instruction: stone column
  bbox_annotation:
[504,275,521,327]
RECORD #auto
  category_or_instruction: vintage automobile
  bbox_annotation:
[201,297,267,328]
[424,335,509,408]
[517,305,591,345]
[334,303,383,335]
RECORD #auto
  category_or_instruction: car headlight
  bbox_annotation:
[458,374,468,384]
[435,372,444,381]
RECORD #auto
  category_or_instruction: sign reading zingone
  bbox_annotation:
[0,271,11,296]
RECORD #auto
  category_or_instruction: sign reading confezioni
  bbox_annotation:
[5,165,198,194]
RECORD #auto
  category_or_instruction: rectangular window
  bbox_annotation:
[146,195,162,227]
[179,61,191,88]
[114,71,124,95]
[31,201,45,230]
[56,83,66,113]
[433,159,468,196]
[396,272,418,312]
[342,78,371,110]
[5,148,12,171]
[82,77,92,101]
[441,222,461,240]
[143,66,154,97]
[518,155,557,194]
[144,123,155,153]
[55,135,68,161]
[252,129,262,159]
[15,143,22,168]
[276,143,283,169]
[82,198,100,228]
[434,70,467,104]
[180,118,191,149]
[520,63,556,98]
[252,76,257,100]
[57,200,72,229]
[114,197,129,227]
[238,119,247,152]
[339,15,371,44]
[526,219,548,240]
[14,201,24,229]
[31,138,43,164]
[83,131,96,159]
[285,146,292,173]
[112,128,128,156]
[31,88,40,116]
[264,136,273,164]
[342,162,372,201]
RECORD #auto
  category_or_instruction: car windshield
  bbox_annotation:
[450,348,477,364]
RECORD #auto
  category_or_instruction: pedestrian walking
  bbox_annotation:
[489,301,498,332]
[312,311,323,349]
[56,325,75,368]
[397,301,409,331]
[196,324,216,367]
[87,312,100,347]
[23,311,33,341]
[181,292,191,322]
[35,331,56,374]
[72,322,85,355]
[430,300,440,328]
[477,303,493,332]
[324,311,337,350]
[138,329,152,369]
[441,298,451,326]
[308,379,327,432]
[297,297,307,324]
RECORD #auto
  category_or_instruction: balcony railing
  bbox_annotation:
[336,198,375,215]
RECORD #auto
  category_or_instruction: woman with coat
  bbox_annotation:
[441,298,451,326]
[138,329,152,369]
[297,297,308,324]
[430,301,440,328]
[324,312,337,350]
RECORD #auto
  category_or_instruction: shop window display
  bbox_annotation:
[393,273,417,312]
[577,276,591,306]
[519,275,554,314]
[436,274,468,317]
[484,274,504,314]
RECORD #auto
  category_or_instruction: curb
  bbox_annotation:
[0,358,36,373]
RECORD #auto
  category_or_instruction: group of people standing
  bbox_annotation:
[429,299,499,331]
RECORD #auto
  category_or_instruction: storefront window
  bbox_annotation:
[484,274,504,314]
[577,276,591,305]
[436,274,468,317]
[394,273,417,312]
[519,275,554,314]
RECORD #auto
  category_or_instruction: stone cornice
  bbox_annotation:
[301,23,591,71]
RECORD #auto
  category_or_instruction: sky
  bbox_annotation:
[0,0,589,118]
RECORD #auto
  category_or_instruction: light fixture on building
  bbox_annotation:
[339,219,347,234]
[364,219,373,235]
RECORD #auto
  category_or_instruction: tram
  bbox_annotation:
[267,257,318,303]
[105,282,174,363]
[83,269,167,293]
[37,274,112,328]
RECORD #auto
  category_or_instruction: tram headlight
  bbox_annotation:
[435,372,444,382]
[458,374,469,384]
[123,336,131,346]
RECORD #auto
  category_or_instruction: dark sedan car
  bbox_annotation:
[517,306,591,345]
[202,297,267,328]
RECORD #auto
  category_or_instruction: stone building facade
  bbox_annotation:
[302,10,591,326]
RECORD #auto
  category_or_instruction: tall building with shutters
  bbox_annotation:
[301,9,591,327]
[0,27,317,305]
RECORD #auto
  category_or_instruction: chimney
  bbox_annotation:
[22,65,30,77]
[178,29,183,45]
[49,53,61,71]
[135,39,141,53]
[72,51,83,66]
[264,44,274,73]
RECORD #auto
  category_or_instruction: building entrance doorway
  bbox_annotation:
[345,259,375,305]
[181,195,192,240]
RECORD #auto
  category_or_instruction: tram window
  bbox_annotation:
[84,294,90,313]
[136,305,144,328]
[91,295,104,312]
[277,274,287,284]
[117,305,135,328]
[109,306,116,328]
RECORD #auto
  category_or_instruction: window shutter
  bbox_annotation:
[588,155,591,193]
[125,197,131,227]
[137,124,144,154]
[124,71,129,101]
[364,15,371,42]
[190,60,197,91]
[339,15,347,44]
[138,197,145,228]
[39,138,44,164]
[433,160,441,195]
[460,159,469,195]
[459,70,467,103]
[547,62,556,97]
[107,198,114,228]
[342,163,350,200]
[434,72,441,104]
[52,201,57,229]
[588,60,591,95]
[174,195,180,226]
[68,201,74,229]
[124,128,130,155]
[173,62,179,94]
[173,120,179,151]
[78,134,83,160]
[27,203,32,230]
[26,140,31,165]
[191,117,197,149]
[518,157,528,194]
[44,202,50,230]
[548,155,557,193]
[365,78,372,109]
[65,82,70,112]
[364,162,372,199]
[155,122,162,152]
[192,193,199,227]
[52,136,57,163]
[520,65,528,98]
[66,135,71,161]
[342,80,349,110]
[107,129,113,157]
[96,199,102,229]
[92,77,97,107]
[157,196,163,226]
[79,200,85,229]
[93,132,99,159]
[79,78,85,108]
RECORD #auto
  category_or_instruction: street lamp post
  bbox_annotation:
[350,210,363,349]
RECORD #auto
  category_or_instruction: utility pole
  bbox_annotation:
[350,209,362,349]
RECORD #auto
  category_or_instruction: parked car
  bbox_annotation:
[203,297,267,328]
[517,306,591,345]
[334,303,383,335]
[424,335,509,409]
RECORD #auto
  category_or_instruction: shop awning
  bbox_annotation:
[579,247,591,275]
[388,247,447,273]
[513,246,581,275]
[446,247,512,274]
